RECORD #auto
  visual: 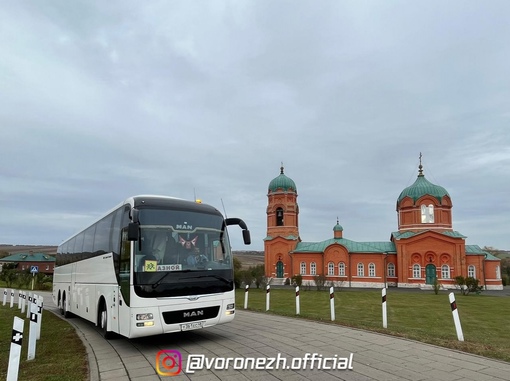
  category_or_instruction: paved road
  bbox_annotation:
[39,291,510,381]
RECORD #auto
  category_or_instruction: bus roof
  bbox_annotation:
[58,195,223,246]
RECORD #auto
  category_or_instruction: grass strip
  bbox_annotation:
[0,304,88,381]
[236,288,510,362]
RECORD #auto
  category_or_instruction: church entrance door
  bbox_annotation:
[276,261,284,278]
[426,264,437,285]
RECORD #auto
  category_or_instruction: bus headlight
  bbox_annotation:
[226,303,235,315]
[136,313,153,320]
[136,321,155,327]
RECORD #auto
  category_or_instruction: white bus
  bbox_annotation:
[52,195,250,339]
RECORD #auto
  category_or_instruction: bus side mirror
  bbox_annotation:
[242,229,251,245]
[127,222,139,241]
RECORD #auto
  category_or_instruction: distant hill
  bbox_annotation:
[233,250,265,269]
[0,244,57,257]
[0,245,264,265]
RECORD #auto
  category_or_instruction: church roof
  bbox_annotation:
[268,166,296,192]
[391,230,467,240]
[0,253,56,262]
[293,238,396,254]
[465,245,500,260]
[397,161,449,204]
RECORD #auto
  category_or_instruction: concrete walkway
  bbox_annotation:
[39,291,510,380]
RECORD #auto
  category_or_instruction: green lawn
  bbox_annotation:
[0,304,88,381]
[236,288,510,362]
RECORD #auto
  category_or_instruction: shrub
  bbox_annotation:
[250,265,265,289]
[291,274,302,287]
[455,275,483,295]
[433,278,441,295]
[313,274,327,291]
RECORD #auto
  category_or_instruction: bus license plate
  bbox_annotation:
[180,321,204,331]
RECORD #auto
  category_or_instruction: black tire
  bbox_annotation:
[61,293,70,318]
[99,302,113,339]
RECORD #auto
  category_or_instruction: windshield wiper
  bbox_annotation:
[151,269,193,289]
[181,274,232,284]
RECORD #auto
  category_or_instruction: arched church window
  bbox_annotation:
[441,265,450,279]
[300,262,306,275]
[276,208,284,226]
[413,264,421,278]
[369,263,376,277]
[357,263,364,277]
[338,262,345,276]
[328,262,335,276]
[421,204,434,223]
[387,263,395,277]
[310,262,316,275]
[468,265,475,278]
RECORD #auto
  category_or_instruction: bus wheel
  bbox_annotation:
[61,293,70,318]
[99,303,113,339]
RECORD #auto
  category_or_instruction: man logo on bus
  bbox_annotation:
[178,236,198,249]
[176,224,193,230]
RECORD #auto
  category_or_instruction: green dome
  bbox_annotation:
[397,166,449,204]
[333,222,343,232]
[268,166,296,192]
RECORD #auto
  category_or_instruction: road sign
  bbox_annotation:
[30,266,38,274]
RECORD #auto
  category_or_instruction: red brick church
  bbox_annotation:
[264,160,503,290]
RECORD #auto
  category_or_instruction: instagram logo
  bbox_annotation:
[156,350,182,376]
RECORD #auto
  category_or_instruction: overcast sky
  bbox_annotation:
[1,1,509,252]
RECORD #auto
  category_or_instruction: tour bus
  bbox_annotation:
[52,195,250,339]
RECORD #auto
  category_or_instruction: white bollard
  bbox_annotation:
[449,292,464,341]
[2,289,6,306]
[382,288,387,329]
[266,285,270,311]
[17,291,22,309]
[27,293,32,318]
[7,316,25,381]
[10,289,15,308]
[20,292,25,314]
[37,295,44,340]
[28,300,38,360]
[295,286,300,315]
[244,285,249,309]
[330,287,335,321]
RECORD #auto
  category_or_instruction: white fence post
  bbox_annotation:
[244,285,249,309]
[20,291,25,314]
[27,299,38,360]
[449,292,464,341]
[382,288,387,329]
[266,285,270,311]
[26,293,32,318]
[330,287,335,321]
[10,289,15,308]
[37,295,44,340]
[7,316,25,381]
[295,286,300,315]
[2,289,6,306]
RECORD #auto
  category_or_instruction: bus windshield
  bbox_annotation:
[132,207,234,297]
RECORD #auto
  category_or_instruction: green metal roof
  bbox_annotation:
[397,173,449,204]
[264,235,299,241]
[1,253,56,262]
[391,230,466,240]
[465,245,500,260]
[293,238,396,254]
[268,166,296,192]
